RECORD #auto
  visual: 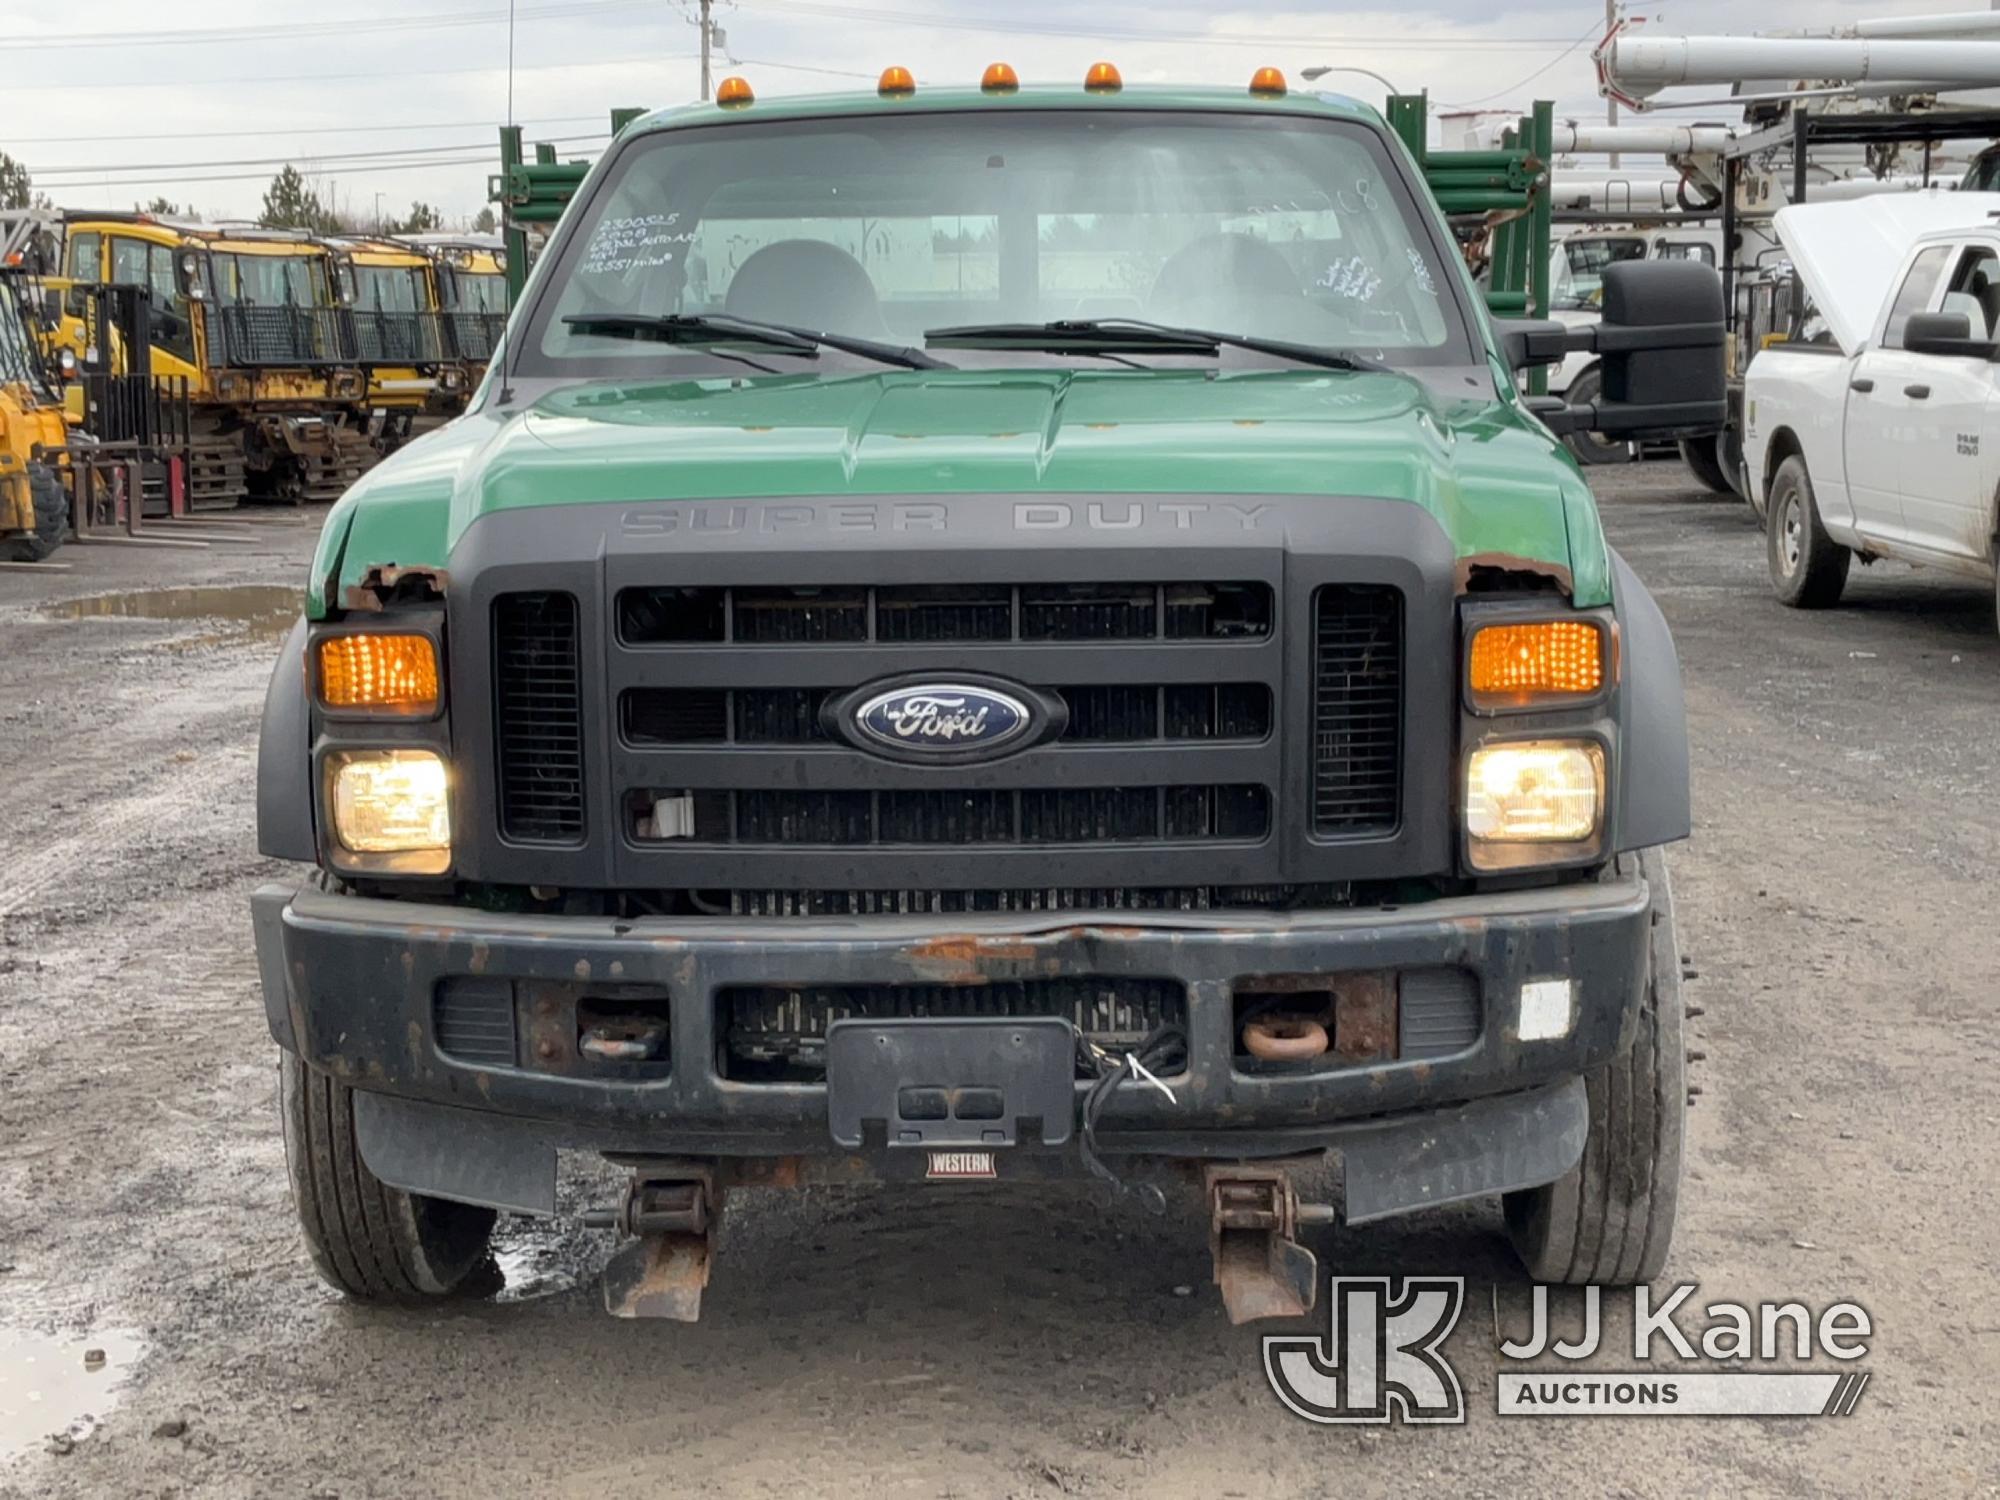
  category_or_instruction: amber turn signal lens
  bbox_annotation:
[1249,66,1287,96]
[878,65,915,96]
[318,633,440,713]
[716,75,755,107]
[1467,621,1605,705]
[981,61,1020,93]
[1084,61,1122,93]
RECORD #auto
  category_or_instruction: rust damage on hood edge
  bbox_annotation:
[1454,550,1573,598]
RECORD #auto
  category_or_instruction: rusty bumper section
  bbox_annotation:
[251,873,1647,1219]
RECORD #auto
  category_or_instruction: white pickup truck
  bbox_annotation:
[1745,192,2000,630]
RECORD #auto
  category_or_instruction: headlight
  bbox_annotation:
[1466,620,1608,711]
[327,750,451,872]
[1465,739,1603,870]
[317,632,440,715]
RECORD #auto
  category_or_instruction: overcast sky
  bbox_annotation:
[0,0,1979,224]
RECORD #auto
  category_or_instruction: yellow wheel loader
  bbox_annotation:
[0,270,71,561]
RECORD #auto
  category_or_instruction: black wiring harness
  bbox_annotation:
[1075,1022,1187,1206]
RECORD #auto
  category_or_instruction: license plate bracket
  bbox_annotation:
[825,1017,1075,1150]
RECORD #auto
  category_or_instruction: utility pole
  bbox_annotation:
[700,0,716,101]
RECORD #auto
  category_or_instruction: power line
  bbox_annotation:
[2,54,695,93]
[33,135,607,180]
[41,153,561,194]
[0,1,659,51]
[737,0,1580,51]
[727,54,877,80]
[5,115,603,147]
[1437,21,1601,109]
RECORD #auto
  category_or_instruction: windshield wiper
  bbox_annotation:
[924,318,1386,372]
[563,311,949,370]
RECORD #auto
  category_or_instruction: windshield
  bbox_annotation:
[1553,236,1646,310]
[352,264,434,313]
[0,280,47,390]
[453,269,507,313]
[210,252,332,308]
[524,109,1473,374]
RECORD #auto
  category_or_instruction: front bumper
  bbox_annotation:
[252,869,1650,1216]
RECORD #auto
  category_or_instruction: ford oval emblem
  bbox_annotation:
[847,680,1038,761]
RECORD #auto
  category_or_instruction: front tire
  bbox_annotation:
[1679,435,1734,495]
[1766,455,1850,608]
[280,1051,498,1301]
[4,462,66,562]
[1561,368,1635,466]
[1504,848,1685,1285]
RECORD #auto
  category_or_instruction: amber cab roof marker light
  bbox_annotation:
[878,65,916,97]
[715,75,755,108]
[981,62,1020,94]
[1249,66,1287,97]
[1084,61,1123,93]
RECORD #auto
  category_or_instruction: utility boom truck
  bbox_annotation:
[252,72,1722,1323]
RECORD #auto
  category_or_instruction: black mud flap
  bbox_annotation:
[826,1017,1075,1150]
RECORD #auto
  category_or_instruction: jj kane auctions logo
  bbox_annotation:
[1265,1278,1873,1423]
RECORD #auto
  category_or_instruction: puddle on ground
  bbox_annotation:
[40,585,301,640]
[0,1325,144,1460]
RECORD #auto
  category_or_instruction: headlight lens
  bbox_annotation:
[1465,740,1603,867]
[1467,620,1606,709]
[317,633,439,714]
[328,750,450,868]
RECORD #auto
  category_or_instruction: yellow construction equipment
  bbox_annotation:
[327,235,456,444]
[397,234,507,416]
[59,212,376,504]
[0,270,71,560]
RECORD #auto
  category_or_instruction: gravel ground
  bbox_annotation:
[1,467,1995,1499]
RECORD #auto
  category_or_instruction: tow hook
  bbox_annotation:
[586,1172,717,1322]
[1206,1164,1335,1324]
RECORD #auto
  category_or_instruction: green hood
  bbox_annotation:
[309,368,1609,614]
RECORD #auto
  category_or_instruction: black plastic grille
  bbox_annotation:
[620,683,1271,747]
[494,591,586,842]
[719,977,1186,1079]
[1311,585,1403,834]
[634,786,1268,845]
[433,978,518,1065]
[618,581,1272,645]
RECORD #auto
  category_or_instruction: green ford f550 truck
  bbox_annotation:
[251,70,1722,1322]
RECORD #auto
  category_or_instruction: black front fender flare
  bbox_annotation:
[257,617,317,863]
[1609,549,1691,850]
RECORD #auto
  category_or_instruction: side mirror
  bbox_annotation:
[1902,310,1997,359]
[1495,317,1570,372]
[39,288,62,327]
[1585,260,1726,438]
